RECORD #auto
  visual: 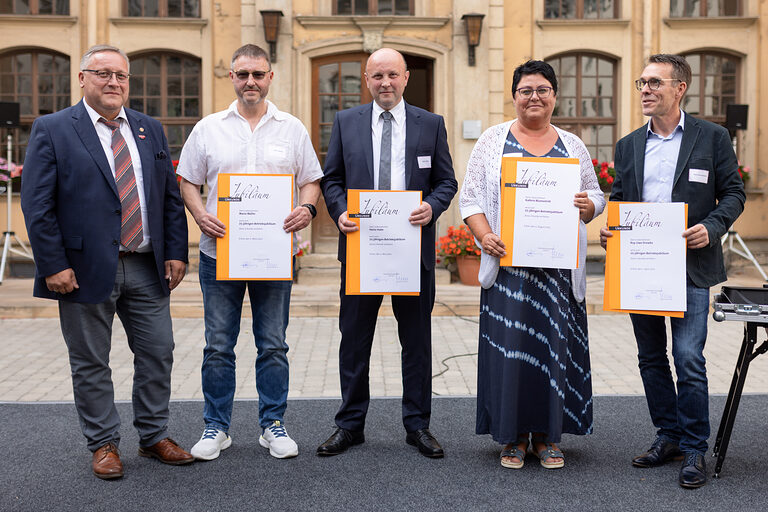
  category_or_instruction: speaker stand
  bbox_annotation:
[721,230,768,281]
[0,133,34,284]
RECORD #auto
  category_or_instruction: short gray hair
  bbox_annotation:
[648,54,691,86]
[230,44,270,69]
[80,45,130,71]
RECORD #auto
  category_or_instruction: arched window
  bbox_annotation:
[546,52,617,162]
[128,52,201,159]
[0,49,70,170]
[682,51,739,125]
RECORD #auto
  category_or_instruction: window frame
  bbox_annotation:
[543,0,619,19]
[333,0,415,16]
[546,52,618,162]
[122,0,200,18]
[669,0,742,17]
[681,51,740,125]
[0,0,69,15]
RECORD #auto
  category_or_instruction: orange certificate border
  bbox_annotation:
[216,173,294,281]
[499,156,581,268]
[603,201,687,317]
[345,189,422,296]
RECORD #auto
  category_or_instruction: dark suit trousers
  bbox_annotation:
[335,263,435,432]
[58,252,174,451]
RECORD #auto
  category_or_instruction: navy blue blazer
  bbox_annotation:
[21,100,188,303]
[321,101,457,270]
[610,113,745,288]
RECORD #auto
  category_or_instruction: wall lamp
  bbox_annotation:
[260,10,284,63]
[461,13,485,67]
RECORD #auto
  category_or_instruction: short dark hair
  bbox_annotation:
[648,54,691,85]
[511,60,558,98]
[231,44,271,69]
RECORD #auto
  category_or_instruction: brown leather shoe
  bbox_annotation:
[138,437,194,465]
[92,442,124,480]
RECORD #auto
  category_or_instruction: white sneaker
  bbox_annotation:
[190,426,232,461]
[259,421,299,459]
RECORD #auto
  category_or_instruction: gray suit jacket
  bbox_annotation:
[610,112,745,288]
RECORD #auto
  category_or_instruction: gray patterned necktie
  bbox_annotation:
[378,111,393,190]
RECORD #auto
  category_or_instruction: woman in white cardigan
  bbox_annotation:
[459,60,606,470]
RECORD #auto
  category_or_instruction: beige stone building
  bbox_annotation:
[1,0,765,276]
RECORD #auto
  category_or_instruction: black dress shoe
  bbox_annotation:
[316,427,364,456]
[679,452,707,489]
[632,438,683,468]
[406,429,444,458]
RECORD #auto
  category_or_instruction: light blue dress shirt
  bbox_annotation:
[643,110,685,203]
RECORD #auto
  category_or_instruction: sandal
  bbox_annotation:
[500,435,529,469]
[531,435,565,469]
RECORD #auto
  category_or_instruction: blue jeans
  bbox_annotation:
[630,278,710,454]
[198,251,292,430]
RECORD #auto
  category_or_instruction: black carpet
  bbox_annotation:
[1,395,767,511]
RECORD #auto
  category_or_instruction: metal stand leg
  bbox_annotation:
[0,133,33,284]
[721,231,768,281]
[713,322,758,478]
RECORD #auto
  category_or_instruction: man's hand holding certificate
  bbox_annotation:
[603,201,687,316]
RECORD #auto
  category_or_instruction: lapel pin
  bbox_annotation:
[139,127,144,132]
[138,134,146,139]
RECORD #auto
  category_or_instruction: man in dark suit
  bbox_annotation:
[21,45,193,479]
[600,54,745,489]
[317,48,457,458]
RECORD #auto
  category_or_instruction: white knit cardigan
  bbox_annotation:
[458,119,606,302]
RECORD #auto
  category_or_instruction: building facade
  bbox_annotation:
[0,0,765,264]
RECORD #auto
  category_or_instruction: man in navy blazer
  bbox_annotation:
[318,48,457,458]
[21,45,193,479]
[601,54,745,489]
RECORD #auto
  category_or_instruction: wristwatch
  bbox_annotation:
[302,203,317,218]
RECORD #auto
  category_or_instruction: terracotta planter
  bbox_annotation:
[456,255,481,286]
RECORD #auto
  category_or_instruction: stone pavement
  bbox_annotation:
[1,266,767,402]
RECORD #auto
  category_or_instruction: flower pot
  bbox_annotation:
[456,255,481,286]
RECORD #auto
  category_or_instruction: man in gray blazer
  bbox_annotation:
[600,54,745,489]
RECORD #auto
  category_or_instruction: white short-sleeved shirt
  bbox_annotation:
[176,100,323,259]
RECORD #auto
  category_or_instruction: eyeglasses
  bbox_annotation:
[515,86,553,99]
[82,69,130,83]
[232,70,270,81]
[634,78,681,91]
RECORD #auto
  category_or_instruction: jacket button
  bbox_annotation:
[112,240,119,246]
[115,209,121,215]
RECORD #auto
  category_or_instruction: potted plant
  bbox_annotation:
[737,162,751,186]
[436,224,482,286]
[593,159,615,193]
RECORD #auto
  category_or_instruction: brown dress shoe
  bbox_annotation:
[92,442,124,480]
[138,437,194,465]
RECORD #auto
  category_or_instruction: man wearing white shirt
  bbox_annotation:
[177,44,322,460]
[317,48,457,458]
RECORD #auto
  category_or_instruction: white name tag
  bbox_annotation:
[417,155,431,169]
[689,168,709,184]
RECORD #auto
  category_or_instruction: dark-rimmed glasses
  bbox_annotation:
[634,78,681,91]
[232,70,270,81]
[82,69,130,83]
[515,86,553,99]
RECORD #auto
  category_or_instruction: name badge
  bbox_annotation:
[417,155,431,169]
[688,168,709,184]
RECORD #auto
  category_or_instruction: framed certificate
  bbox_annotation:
[216,173,293,280]
[603,201,687,317]
[499,156,581,269]
[345,189,422,295]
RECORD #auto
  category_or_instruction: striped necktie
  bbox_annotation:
[100,118,143,252]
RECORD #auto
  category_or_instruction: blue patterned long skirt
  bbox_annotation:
[475,267,593,444]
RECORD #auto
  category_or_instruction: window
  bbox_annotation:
[670,0,741,17]
[128,52,201,159]
[547,53,617,162]
[0,50,70,176]
[0,0,69,14]
[124,0,200,17]
[334,0,413,15]
[544,0,617,19]
[682,52,739,125]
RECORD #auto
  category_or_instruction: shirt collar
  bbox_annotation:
[225,99,287,123]
[83,98,128,126]
[647,109,685,138]
[372,98,406,125]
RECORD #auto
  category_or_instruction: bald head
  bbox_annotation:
[365,48,409,110]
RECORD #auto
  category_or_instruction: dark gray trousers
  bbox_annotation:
[59,252,174,451]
